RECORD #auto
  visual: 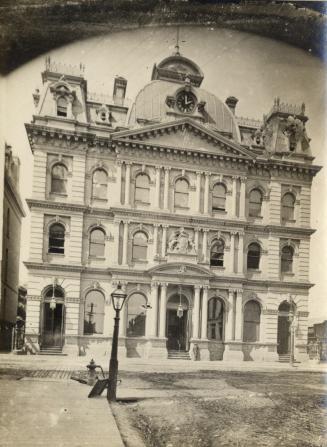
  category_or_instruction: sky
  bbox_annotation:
[1,26,326,323]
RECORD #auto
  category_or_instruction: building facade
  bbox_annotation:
[24,52,320,361]
[0,144,25,351]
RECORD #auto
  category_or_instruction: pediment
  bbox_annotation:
[112,118,255,160]
[147,262,213,278]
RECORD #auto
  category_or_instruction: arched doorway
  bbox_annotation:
[277,301,295,355]
[166,293,190,351]
[41,286,65,349]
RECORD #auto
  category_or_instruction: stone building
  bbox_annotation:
[0,144,25,351]
[24,51,320,361]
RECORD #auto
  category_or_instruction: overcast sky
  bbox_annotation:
[2,26,326,323]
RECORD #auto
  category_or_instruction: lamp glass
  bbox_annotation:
[49,297,56,310]
[111,284,127,311]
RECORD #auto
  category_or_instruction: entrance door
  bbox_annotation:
[167,309,188,351]
[277,316,290,354]
[42,303,64,348]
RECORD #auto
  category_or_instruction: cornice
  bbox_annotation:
[26,198,87,213]
[25,121,320,177]
[24,261,313,290]
[26,199,315,237]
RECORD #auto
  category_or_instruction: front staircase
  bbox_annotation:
[168,350,191,360]
[38,346,67,356]
[278,354,291,363]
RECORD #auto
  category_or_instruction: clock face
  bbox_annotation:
[176,91,196,113]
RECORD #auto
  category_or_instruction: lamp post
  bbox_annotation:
[288,295,297,367]
[107,283,127,402]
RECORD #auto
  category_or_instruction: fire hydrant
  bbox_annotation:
[86,359,98,386]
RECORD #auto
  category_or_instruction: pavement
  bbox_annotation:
[0,354,325,447]
[0,372,125,447]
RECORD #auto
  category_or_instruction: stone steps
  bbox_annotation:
[38,347,67,356]
[168,350,191,360]
[279,354,291,363]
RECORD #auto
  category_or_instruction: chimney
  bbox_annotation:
[225,96,238,115]
[113,76,127,106]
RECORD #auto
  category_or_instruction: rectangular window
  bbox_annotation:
[132,245,147,261]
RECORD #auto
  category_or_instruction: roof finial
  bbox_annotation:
[174,27,180,56]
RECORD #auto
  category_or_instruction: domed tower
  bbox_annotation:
[128,48,241,142]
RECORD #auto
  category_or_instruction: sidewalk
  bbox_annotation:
[0,376,124,447]
[0,353,326,374]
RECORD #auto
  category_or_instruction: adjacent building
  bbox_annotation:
[24,51,320,361]
[0,144,25,351]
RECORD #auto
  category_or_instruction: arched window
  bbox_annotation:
[207,298,224,340]
[57,97,68,117]
[281,245,294,273]
[45,286,64,299]
[174,179,189,208]
[247,242,261,270]
[243,300,261,342]
[249,189,263,217]
[212,183,226,211]
[92,169,108,199]
[281,193,295,221]
[89,228,105,257]
[48,223,65,254]
[210,240,225,267]
[83,290,105,335]
[135,173,150,203]
[51,163,68,194]
[126,293,146,337]
[132,232,148,261]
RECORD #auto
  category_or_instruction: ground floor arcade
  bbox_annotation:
[24,264,309,362]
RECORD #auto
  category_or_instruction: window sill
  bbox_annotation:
[248,215,263,220]
[132,259,148,265]
[247,269,261,273]
[48,252,65,257]
[281,219,296,224]
[126,335,147,339]
[135,201,151,206]
[50,192,68,197]
[174,206,190,210]
[91,197,108,202]
[210,266,225,270]
[281,272,295,277]
[89,256,106,261]
[212,209,227,214]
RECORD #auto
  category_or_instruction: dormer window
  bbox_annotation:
[57,97,68,117]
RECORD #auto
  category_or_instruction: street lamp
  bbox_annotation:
[107,282,127,402]
[288,295,297,367]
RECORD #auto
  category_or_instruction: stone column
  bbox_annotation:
[194,228,200,256]
[153,224,159,260]
[192,285,201,339]
[196,171,202,213]
[204,172,210,214]
[202,229,209,263]
[155,166,161,208]
[239,176,247,219]
[122,221,129,265]
[232,175,238,217]
[163,167,170,210]
[124,162,131,206]
[162,225,168,257]
[237,231,244,274]
[234,289,243,341]
[201,286,209,339]
[159,282,167,338]
[225,289,235,341]
[229,231,236,273]
[116,160,123,205]
[147,282,159,337]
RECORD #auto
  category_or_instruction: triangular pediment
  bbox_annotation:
[147,262,213,278]
[112,118,255,160]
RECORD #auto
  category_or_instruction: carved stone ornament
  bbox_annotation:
[167,227,196,255]
[283,116,310,152]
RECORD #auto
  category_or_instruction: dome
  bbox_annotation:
[128,80,241,142]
